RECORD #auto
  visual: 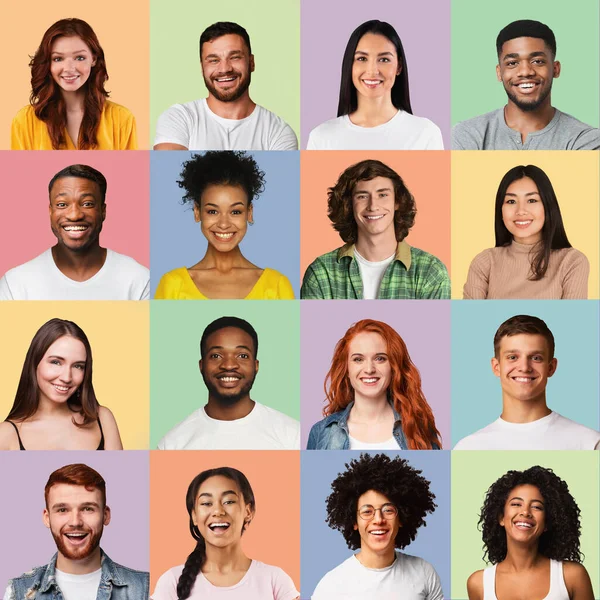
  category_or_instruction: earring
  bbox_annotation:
[248,220,254,226]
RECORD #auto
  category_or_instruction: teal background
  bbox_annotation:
[451,451,600,599]
[451,0,599,127]
[451,301,600,446]
[150,301,300,448]
[149,0,300,143]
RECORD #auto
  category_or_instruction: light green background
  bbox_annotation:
[451,451,600,600]
[451,0,599,127]
[149,0,300,145]
[150,301,300,448]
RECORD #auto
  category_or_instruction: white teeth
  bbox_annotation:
[365,215,384,220]
[214,232,234,239]
[53,385,69,392]
[370,530,387,535]
[518,83,535,88]
[65,533,86,537]
[515,521,533,529]
[216,77,235,82]
[220,377,239,382]
[363,80,381,85]
[513,377,533,382]
[209,523,230,530]
[362,378,378,383]
[64,226,87,231]
[515,221,532,225]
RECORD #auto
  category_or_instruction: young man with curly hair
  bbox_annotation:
[300,159,450,300]
[312,453,443,599]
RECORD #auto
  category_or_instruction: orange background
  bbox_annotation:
[0,0,150,149]
[150,451,301,592]
[300,151,451,278]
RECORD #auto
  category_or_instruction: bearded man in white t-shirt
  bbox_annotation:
[4,464,148,600]
[454,314,600,450]
[154,22,297,151]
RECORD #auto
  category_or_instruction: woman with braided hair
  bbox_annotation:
[152,467,299,600]
[467,466,594,600]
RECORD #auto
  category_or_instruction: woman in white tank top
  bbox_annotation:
[466,466,593,600]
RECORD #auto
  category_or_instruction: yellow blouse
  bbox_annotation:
[155,267,295,300]
[10,100,137,150]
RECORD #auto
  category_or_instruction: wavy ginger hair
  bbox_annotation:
[324,319,441,449]
[29,18,109,149]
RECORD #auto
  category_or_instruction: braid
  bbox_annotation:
[176,540,206,600]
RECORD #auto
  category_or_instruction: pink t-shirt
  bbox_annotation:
[152,560,299,600]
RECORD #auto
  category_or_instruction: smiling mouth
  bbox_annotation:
[512,376,538,383]
[514,220,533,228]
[213,232,235,241]
[209,523,231,532]
[214,76,237,84]
[63,225,88,231]
[64,531,89,544]
[514,521,534,529]
[368,529,389,536]
[61,75,79,82]
[362,79,383,87]
[360,377,380,385]
[53,384,71,394]
[364,215,384,221]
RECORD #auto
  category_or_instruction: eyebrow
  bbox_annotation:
[503,349,546,354]
[52,501,100,509]
[46,354,86,362]
[204,202,245,208]
[53,192,97,200]
[354,50,395,57]
[198,490,239,498]
[203,50,244,60]
[503,51,548,60]
[206,345,253,353]
[504,191,540,196]
[354,187,393,194]
[508,495,544,504]
[51,49,89,55]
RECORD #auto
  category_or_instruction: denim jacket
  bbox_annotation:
[8,550,149,600]
[306,401,410,450]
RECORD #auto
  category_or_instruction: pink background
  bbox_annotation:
[0,150,149,275]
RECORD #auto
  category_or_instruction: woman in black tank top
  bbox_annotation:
[0,318,122,450]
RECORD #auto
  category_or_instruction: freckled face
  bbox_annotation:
[347,332,392,402]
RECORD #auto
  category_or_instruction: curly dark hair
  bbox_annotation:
[177,151,266,209]
[327,160,416,245]
[325,453,436,551]
[479,466,582,565]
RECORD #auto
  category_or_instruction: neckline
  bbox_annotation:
[200,559,255,589]
[491,560,554,600]
[344,109,401,131]
[184,266,267,299]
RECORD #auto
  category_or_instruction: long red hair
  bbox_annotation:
[29,18,109,149]
[323,319,442,449]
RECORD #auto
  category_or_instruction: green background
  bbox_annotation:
[451,0,599,127]
[149,0,300,146]
[150,301,300,448]
[451,451,600,599]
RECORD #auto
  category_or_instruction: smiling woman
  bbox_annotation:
[0,318,122,451]
[10,18,137,150]
[151,467,299,600]
[154,151,294,300]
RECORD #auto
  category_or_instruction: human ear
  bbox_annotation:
[491,357,500,378]
[43,508,50,529]
[548,358,558,378]
[496,64,502,82]
[193,204,201,223]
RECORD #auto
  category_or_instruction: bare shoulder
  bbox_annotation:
[98,405,117,423]
[98,406,123,450]
[466,569,484,600]
[562,560,590,582]
[0,420,20,450]
[563,561,593,600]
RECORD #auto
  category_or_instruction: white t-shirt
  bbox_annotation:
[154,98,298,150]
[454,411,600,450]
[354,250,395,300]
[152,560,299,600]
[157,401,300,450]
[4,569,102,600]
[0,248,149,300]
[306,111,444,150]
[312,552,444,600]
[348,435,400,450]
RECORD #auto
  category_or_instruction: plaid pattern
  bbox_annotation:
[301,241,450,300]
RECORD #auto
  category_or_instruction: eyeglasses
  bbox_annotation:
[357,503,398,521]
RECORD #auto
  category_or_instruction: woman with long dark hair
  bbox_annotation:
[11,18,136,150]
[152,467,299,600]
[307,319,441,450]
[467,466,593,600]
[463,165,588,299]
[307,20,443,150]
[0,318,122,450]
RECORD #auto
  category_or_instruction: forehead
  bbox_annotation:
[357,489,393,506]
[353,176,395,194]
[47,483,102,506]
[197,475,240,498]
[497,333,550,355]
[505,177,539,195]
[506,483,544,501]
[51,35,92,54]
[50,177,101,200]
[499,36,551,58]
[41,335,87,361]
[355,32,397,55]
[205,326,255,353]
[200,184,248,207]
[348,331,387,353]
[201,33,249,57]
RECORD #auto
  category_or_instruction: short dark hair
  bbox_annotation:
[479,466,582,564]
[326,453,436,551]
[45,463,106,508]
[493,315,555,359]
[199,21,252,57]
[496,20,557,57]
[200,316,259,359]
[337,20,412,117]
[327,159,416,244]
[48,164,107,203]
[178,151,265,209]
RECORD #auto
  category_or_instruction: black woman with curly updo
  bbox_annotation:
[467,465,594,600]
[312,453,443,599]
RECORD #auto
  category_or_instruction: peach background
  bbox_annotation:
[300,151,451,278]
[0,0,150,149]
[0,301,149,449]
[0,150,149,276]
[150,451,301,592]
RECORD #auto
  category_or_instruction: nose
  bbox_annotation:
[365,195,377,211]
[516,356,533,372]
[58,365,73,383]
[372,508,386,524]
[365,57,380,76]
[217,213,231,229]
[516,60,535,78]
[363,359,376,374]
[65,203,83,221]
[212,504,226,516]
[220,354,240,370]
[68,510,84,527]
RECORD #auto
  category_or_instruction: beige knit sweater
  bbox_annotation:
[463,241,589,299]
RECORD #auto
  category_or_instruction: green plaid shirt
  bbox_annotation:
[301,241,450,299]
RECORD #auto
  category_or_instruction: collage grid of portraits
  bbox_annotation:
[0,0,600,599]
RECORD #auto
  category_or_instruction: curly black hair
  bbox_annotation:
[177,151,266,208]
[325,453,436,551]
[479,466,582,565]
